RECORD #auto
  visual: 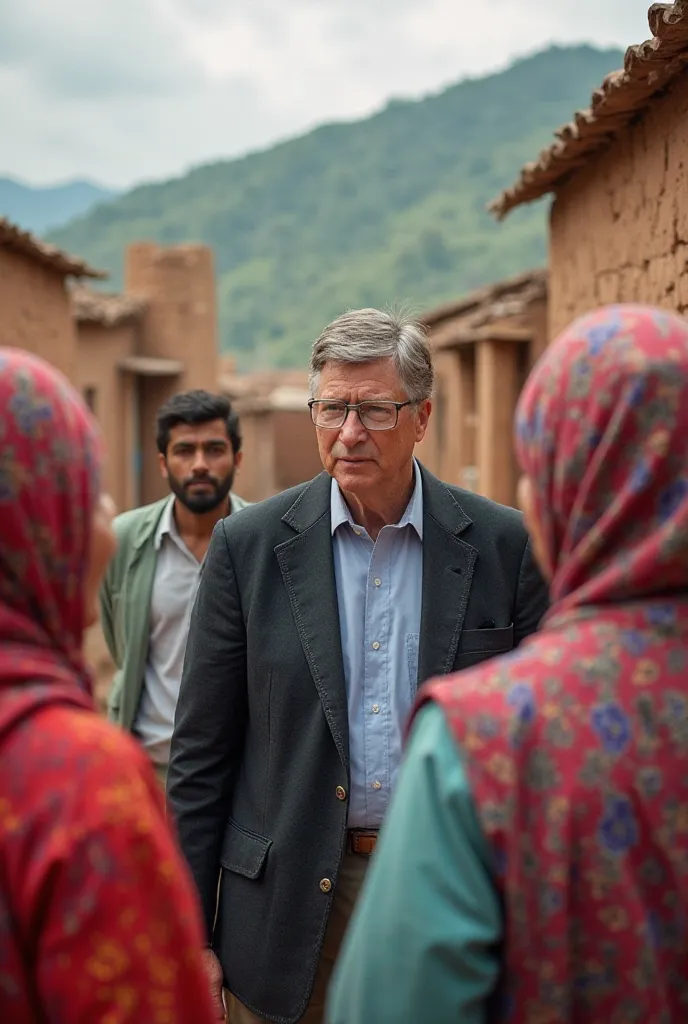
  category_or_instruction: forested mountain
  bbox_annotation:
[48,45,623,368]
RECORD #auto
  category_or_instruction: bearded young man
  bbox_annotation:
[100,390,249,785]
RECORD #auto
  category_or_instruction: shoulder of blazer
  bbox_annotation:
[440,483,527,541]
[222,474,328,541]
[418,462,526,544]
[229,491,251,512]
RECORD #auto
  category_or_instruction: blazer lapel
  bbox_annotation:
[275,474,349,771]
[418,466,477,684]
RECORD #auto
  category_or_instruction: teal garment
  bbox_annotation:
[325,703,502,1024]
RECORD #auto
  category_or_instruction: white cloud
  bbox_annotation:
[0,0,202,97]
[0,0,652,187]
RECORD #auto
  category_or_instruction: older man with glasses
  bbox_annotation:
[167,308,549,1024]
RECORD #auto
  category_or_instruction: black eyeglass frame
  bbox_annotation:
[308,399,415,431]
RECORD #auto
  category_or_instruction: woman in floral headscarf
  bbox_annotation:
[0,349,218,1023]
[327,304,688,1023]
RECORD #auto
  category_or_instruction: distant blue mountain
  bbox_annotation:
[0,176,118,235]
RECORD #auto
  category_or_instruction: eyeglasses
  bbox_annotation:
[308,399,414,431]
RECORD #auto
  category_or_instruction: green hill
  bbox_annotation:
[49,44,623,369]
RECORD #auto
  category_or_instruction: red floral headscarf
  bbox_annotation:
[515,304,688,617]
[0,348,103,732]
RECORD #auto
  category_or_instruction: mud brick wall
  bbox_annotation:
[548,70,688,337]
[0,248,77,378]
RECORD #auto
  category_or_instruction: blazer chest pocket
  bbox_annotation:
[220,818,273,880]
[455,623,514,669]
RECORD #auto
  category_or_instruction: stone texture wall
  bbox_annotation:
[0,249,77,377]
[549,69,688,337]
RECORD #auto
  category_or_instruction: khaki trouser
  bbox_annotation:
[153,762,168,788]
[226,851,368,1023]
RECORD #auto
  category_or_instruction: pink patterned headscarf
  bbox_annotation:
[0,348,103,732]
[515,304,688,615]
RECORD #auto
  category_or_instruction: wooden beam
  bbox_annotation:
[417,347,477,487]
[456,348,477,490]
[476,338,520,507]
[433,324,532,350]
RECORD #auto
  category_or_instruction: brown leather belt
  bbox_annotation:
[347,829,379,856]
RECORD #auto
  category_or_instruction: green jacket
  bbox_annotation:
[99,492,250,730]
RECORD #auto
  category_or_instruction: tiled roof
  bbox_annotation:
[421,268,547,331]
[489,0,688,219]
[0,217,106,278]
[71,286,147,326]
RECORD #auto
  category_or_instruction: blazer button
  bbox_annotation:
[319,878,333,893]
[335,786,347,801]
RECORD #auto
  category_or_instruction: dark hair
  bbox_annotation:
[156,389,242,456]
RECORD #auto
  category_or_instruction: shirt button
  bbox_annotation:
[372,641,380,650]
[373,578,381,587]
[372,780,382,790]
[372,704,380,714]
[320,878,333,893]
[335,786,347,801]
[353,529,361,536]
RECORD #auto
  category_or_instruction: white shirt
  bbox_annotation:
[132,497,203,766]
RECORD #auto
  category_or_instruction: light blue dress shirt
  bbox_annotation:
[331,458,423,828]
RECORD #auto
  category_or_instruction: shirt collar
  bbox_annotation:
[155,492,239,551]
[154,495,177,551]
[330,458,423,539]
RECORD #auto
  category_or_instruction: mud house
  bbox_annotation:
[75,246,320,509]
[0,215,105,376]
[489,0,688,336]
[3,214,321,511]
[218,364,322,501]
[73,242,220,511]
[416,269,548,508]
[2,217,324,703]
[0,220,221,511]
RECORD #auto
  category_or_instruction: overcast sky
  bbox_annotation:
[0,0,652,189]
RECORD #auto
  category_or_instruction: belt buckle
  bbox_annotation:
[349,829,379,856]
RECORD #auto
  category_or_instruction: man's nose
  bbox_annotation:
[192,449,209,473]
[338,408,368,445]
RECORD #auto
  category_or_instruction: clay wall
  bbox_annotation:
[0,248,77,378]
[234,408,277,501]
[75,321,139,513]
[419,297,546,504]
[273,408,322,491]
[125,243,220,506]
[549,69,688,335]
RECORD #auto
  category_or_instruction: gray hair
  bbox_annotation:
[309,308,434,402]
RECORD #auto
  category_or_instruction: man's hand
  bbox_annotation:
[201,947,226,1020]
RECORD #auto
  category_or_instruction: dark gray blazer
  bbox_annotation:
[167,465,548,1024]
